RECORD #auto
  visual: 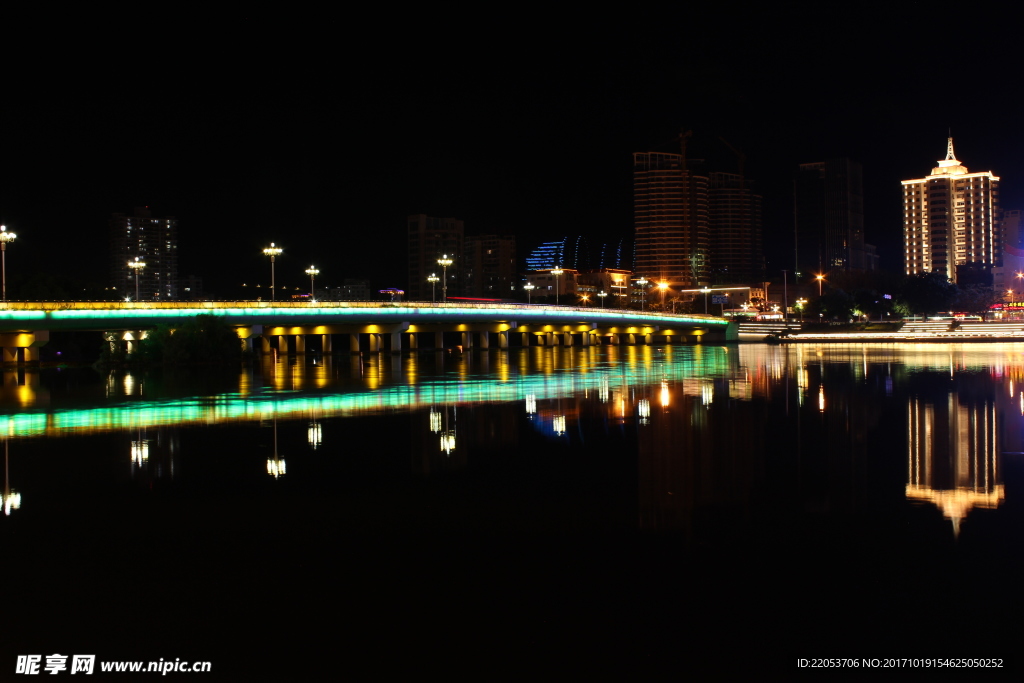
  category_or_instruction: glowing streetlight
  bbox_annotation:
[127,257,146,301]
[815,274,825,297]
[437,254,453,301]
[263,243,283,301]
[305,266,319,298]
[658,281,669,309]
[551,266,564,305]
[579,294,589,307]
[636,277,648,310]
[427,273,440,302]
[598,290,607,307]
[0,225,16,302]
[523,282,535,304]
[700,287,711,314]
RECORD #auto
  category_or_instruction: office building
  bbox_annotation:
[408,214,463,300]
[794,158,875,279]
[903,139,1001,283]
[110,207,178,300]
[463,235,517,298]
[633,152,709,288]
[708,172,763,285]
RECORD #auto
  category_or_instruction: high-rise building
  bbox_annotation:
[463,234,517,298]
[110,207,178,300]
[903,139,1001,283]
[633,152,708,288]
[794,158,874,279]
[408,214,463,300]
[708,172,763,285]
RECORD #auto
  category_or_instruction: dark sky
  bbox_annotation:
[2,8,1020,295]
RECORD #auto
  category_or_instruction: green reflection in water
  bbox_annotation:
[0,346,736,438]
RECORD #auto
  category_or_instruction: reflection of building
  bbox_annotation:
[906,395,1003,535]
[795,158,875,277]
[110,207,179,300]
[902,138,1001,284]
[407,214,464,300]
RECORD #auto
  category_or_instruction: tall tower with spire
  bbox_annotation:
[902,138,1001,284]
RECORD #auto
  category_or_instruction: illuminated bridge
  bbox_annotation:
[0,300,736,361]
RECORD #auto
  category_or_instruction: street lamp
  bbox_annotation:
[523,282,535,303]
[127,257,146,301]
[598,290,607,307]
[437,255,453,301]
[636,277,648,310]
[0,225,16,302]
[551,266,564,305]
[658,281,669,309]
[305,266,319,298]
[263,243,283,301]
[579,294,589,307]
[700,287,711,314]
[815,274,825,297]
[427,273,439,302]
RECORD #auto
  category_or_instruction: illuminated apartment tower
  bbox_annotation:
[633,152,709,288]
[902,138,1001,283]
[407,214,463,300]
[110,207,179,300]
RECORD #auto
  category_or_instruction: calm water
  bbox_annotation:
[3,344,1023,675]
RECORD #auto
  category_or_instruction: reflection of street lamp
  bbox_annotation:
[523,282,535,303]
[658,281,669,308]
[127,257,146,301]
[551,266,564,305]
[3,439,21,516]
[437,255,453,301]
[636,277,648,310]
[305,266,319,298]
[427,273,439,302]
[598,290,607,307]
[815,274,825,297]
[263,243,283,301]
[0,225,16,302]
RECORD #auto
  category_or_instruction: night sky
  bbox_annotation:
[2,8,1020,296]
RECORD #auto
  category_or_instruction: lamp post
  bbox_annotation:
[437,255,453,301]
[636,277,648,310]
[127,257,146,301]
[598,290,607,307]
[427,273,439,303]
[579,294,589,307]
[551,266,564,305]
[263,243,283,301]
[0,225,16,302]
[523,282,535,303]
[815,274,825,297]
[700,287,711,314]
[305,266,319,299]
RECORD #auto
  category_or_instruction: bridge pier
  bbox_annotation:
[322,334,333,354]
[390,332,402,353]
[499,331,508,348]
[478,331,489,349]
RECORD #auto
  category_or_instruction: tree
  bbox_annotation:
[897,272,958,317]
[955,284,1001,317]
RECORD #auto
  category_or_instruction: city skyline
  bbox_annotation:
[2,10,1020,296]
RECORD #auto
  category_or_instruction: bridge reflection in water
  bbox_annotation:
[1,343,1019,539]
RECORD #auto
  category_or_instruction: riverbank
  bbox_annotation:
[740,320,1024,343]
